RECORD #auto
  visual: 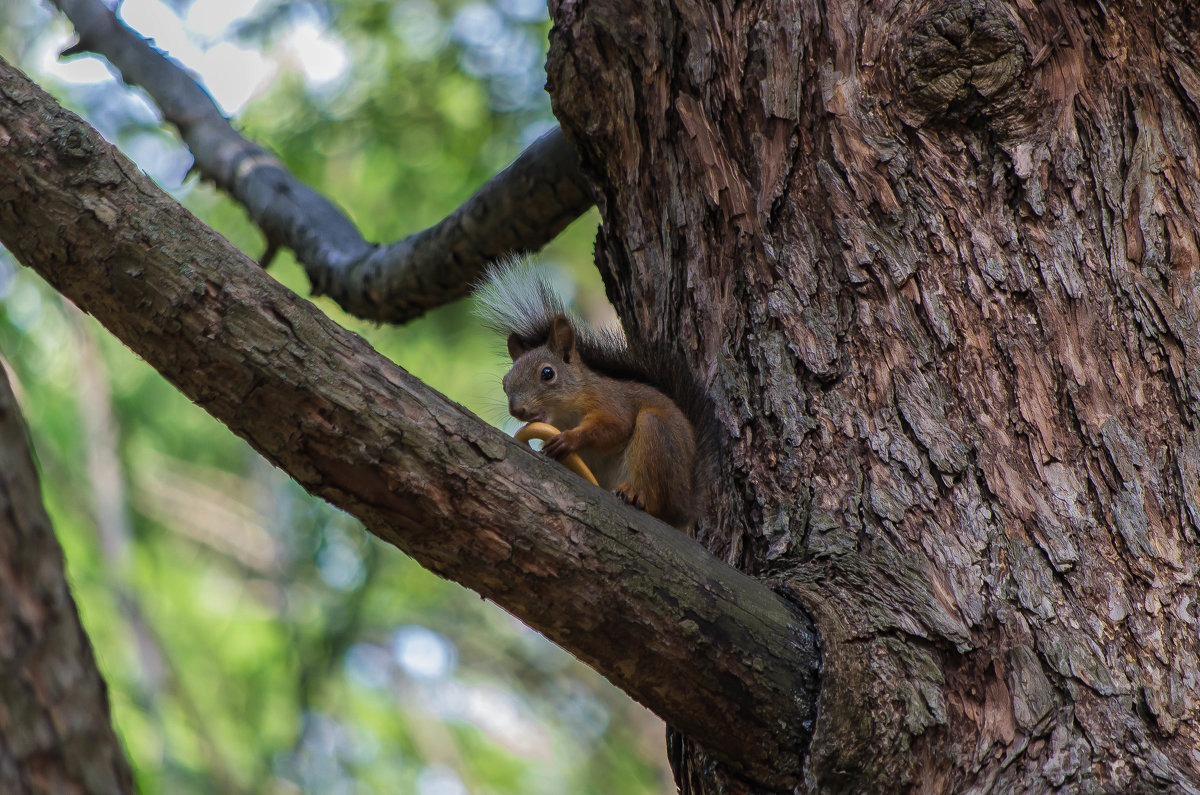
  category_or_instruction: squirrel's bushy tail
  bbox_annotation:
[474,257,721,534]
[473,257,625,353]
[473,257,567,342]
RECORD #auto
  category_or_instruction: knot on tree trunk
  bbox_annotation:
[896,0,1028,129]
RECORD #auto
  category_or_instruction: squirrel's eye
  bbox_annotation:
[540,366,555,381]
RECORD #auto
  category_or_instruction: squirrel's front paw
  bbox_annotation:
[542,432,574,459]
[613,482,644,510]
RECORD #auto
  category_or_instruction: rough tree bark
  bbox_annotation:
[547,0,1200,791]
[9,0,1200,790]
[0,58,818,790]
[0,364,135,794]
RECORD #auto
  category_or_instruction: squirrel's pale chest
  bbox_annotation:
[578,449,629,491]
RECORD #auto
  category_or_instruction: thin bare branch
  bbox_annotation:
[50,0,594,324]
[0,57,816,789]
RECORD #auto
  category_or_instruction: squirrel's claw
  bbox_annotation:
[614,483,644,510]
[542,432,572,459]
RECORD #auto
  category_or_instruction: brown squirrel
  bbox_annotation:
[476,262,713,531]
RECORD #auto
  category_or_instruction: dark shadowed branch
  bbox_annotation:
[50,0,595,324]
[0,356,135,795]
[0,57,816,790]
[65,305,247,793]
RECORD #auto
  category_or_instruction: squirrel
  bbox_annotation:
[475,261,714,532]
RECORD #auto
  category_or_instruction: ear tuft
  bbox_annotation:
[506,333,527,361]
[547,315,577,362]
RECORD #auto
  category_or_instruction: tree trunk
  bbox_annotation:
[0,363,135,794]
[548,0,1200,791]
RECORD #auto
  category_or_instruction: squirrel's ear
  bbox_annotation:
[506,333,527,361]
[547,315,577,362]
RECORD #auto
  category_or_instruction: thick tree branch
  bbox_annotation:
[0,58,817,789]
[0,360,135,794]
[50,0,595,324]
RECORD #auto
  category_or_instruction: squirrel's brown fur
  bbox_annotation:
[475,261,715,531]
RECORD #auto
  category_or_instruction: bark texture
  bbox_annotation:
[52,0,594,324]
[0,364,135,793]
[547,0,1200,791]
[0,57,818,789]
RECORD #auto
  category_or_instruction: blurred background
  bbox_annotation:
[0,1,672,792]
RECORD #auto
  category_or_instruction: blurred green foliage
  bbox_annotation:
[0,1,671,793]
